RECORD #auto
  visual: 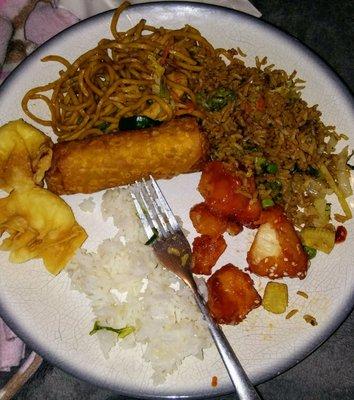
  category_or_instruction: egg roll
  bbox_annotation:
[46,118,207,195]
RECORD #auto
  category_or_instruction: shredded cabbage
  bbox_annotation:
[336,146,353,198]
[319,164,352,222]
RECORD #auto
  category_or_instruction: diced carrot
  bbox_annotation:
[256,95,266,111]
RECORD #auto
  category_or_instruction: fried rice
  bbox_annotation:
[189,50,352,229]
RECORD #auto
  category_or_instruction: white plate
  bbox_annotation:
[0,2,353,398]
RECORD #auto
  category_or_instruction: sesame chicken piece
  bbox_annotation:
[198,161,261,227]
[192,235,227,275]
[190,202,228,236]
[247,206,309,279]
[207,264,261,324]
[226,219,243,236]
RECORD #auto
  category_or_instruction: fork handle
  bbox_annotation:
[192,288,262,400]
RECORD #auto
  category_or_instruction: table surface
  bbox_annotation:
[1,0,353,399]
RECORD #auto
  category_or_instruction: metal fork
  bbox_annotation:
[130,177,261,400]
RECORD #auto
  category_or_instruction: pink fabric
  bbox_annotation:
[25,1,78,45]
[0,0,28,20]
[0,317,25,371]
[0,15,12,65]
[0,0,78,86]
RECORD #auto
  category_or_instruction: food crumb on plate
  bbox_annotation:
[303,314,318,326]
[296,290,309,299]
[285,309,299,320]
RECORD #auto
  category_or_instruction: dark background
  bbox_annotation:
[1,0,353,399]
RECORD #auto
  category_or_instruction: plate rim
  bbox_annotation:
[0,1,353,398]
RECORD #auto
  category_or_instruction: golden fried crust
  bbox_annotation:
[0,186,87,275]
[0,119,52,192]
[46,118,207,194]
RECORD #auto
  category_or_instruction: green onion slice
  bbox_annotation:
[303,245,317,259]
[262,198,274,208]
[89,321,135,338]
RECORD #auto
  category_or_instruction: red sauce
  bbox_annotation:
[335,225,347,243]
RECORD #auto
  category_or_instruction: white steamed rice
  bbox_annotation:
[79,196,95,212]
[66,188,211,384]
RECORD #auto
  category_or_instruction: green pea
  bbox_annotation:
[266,163,278,174]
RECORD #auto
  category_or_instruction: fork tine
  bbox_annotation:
[133,181,163,236]
[149,176,179,232]
[140,179,169,238]
[130,189,155,239]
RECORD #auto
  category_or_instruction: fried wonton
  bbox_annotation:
[0,119,53,192]
[0,186,87,274]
